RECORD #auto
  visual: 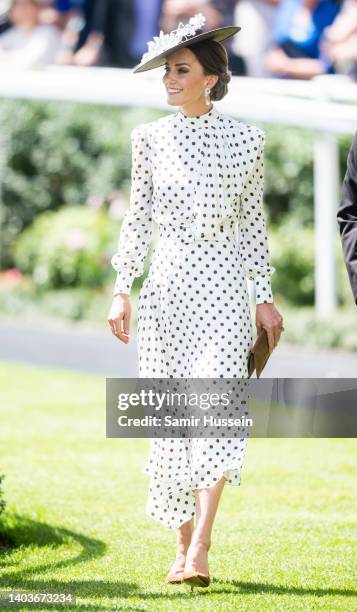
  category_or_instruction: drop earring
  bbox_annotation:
[204,86,211,106]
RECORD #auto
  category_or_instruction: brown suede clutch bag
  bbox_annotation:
[248,328,271,379]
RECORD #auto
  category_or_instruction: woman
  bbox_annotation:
[107,13,283,590]
[0,0,62,68]
[265,0,341,79]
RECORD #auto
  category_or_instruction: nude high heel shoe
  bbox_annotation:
[164,569,184,584]
[182,571,210,591]
[183,540,211,591]
[164,557,186,584]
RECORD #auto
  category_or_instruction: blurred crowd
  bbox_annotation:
[0,0,356,80]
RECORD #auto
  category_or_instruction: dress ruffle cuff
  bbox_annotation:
[111,252,138,295]
[112,270,135,295]
[245,264,275,304]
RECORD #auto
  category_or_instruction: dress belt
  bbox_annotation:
[157,223,237,244]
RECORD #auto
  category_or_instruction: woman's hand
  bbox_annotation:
[255,303,284,354]
[107,294,131,344]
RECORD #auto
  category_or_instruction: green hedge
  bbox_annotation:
[0,99,160,268]
[280,306,357,350]
[269,214,354,307]
[12,205,118,290]
[263,125,351,226]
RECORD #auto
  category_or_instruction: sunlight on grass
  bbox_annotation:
[0,362,355,610]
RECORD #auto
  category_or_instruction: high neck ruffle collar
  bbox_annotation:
[175,104,222,128]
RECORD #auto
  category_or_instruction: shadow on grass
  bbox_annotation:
[211,578,356,598]
[0,513,106,561]
[0,515,354,608]
[0,513,149,608]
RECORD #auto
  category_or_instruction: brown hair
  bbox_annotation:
[187,38,232,101]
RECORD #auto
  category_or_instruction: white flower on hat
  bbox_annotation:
[140,13,206,65]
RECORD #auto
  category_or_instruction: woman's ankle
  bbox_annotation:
[175,548,188,559]
[190,537,211,552]
[173,539,190,557]
[177,533,193,556]
[184,539,210,575]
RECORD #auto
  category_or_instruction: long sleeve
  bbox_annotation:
[111,123,153,295]
[238,129,275,304]
[337,132,357,306]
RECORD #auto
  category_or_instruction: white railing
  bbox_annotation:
[1,65,356,314]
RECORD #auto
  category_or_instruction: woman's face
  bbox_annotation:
[162,47,218,108]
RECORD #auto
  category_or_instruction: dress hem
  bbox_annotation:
[143,466,244,530]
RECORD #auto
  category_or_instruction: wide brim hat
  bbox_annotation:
[133,12,241,74]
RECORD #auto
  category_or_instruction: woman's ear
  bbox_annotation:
[206,75,219,89]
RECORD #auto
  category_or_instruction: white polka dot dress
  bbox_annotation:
[111,104,275,530]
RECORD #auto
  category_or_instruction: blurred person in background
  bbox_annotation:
[0,0,11,34]
[71,0,163,68]
[0,0,62,67]
[337,131,357,305]
[39,0,82,28]
[36,0,100,66]
[128,0,164,69]
[161,0,225,31]
[161,0,244,74]
[232,0,281,77]
[323,0,357,79]
[265,0,342,79]
[69,0,103,66]
[70,0,97,63]
[52,1,87,64]
[210,0,247,74]
[37,0,87,64]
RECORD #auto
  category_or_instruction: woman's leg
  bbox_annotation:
[184,476,226,575]
[169,516,194,574]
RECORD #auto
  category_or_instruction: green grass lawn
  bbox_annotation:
[0,362,355,611]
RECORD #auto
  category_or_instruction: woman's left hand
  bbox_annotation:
[256,303,284,354]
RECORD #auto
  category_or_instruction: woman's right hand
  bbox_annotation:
[107,294,131,344]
